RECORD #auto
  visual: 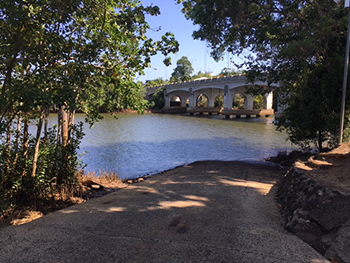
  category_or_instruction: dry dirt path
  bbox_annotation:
[0,161,328,263]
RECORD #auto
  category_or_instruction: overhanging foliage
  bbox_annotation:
[179,0,350,150]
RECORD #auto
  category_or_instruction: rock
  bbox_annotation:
[310,196,350,231]
[276,165,346,257]
[81,180,104,191]
[326,219,350,263]
[308,197,320,206]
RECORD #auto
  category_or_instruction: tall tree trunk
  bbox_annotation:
[5,120,12,172]
[21,114,30,177]
[13,115,22,166]
[62,106,69,146]
[31,111,45,178]
[57,106,62,145]
[67,109,76,144]
[318,131,323,152]
[22,113,29,161]
[44,107,50,141]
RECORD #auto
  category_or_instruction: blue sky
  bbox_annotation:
[137,0,241,82]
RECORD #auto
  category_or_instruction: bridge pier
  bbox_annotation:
[244,94,254,110]
[187,107,223,115]
[222,109,275,119]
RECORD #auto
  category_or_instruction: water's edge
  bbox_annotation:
[124,159,280,182]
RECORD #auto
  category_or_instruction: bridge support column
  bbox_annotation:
[245,94,254,110]
[224,85,233,110]
[188,87,196,108]
[181,98,187,107]
[265,92,273,109]
[164,91,170,107]
[208,89,216,108]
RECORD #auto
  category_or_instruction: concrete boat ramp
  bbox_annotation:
[0,161,328,263]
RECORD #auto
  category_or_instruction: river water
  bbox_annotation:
[75,113,295,179]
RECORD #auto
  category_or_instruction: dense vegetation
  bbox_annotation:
[0,0,178,213]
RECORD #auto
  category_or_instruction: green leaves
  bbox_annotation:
[170,56,194,82]
[163,57,172,67]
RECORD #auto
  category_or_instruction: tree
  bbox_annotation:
[253,95,264,110]
[150,87,166,109]
[145,78,169,109]
[218,68,241,77]
[192,71,212,80]
[179,0,349,150]
[145,78,169,88]
[0,0,179,209]
[170,56,194,82]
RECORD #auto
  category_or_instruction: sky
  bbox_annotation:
[137,0,242,83]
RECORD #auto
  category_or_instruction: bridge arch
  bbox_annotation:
[233,93,246,109]
[164,90,189,108]
[196,94,209,108]
[214,94,224,108]
[252,93,273,110]
[190,87,223,108]
[157,75,280,117]
[225,85,276,110]
[227,86,254,110]
[170,95,182,107]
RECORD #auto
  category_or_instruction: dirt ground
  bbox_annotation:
[0,174,128,227]
[297,142,350,196]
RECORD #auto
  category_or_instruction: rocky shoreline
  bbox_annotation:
[276,163,350,263]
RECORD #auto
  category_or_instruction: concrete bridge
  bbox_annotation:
[148,75,280,118]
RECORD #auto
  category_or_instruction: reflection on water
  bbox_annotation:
[75,113,295,179]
